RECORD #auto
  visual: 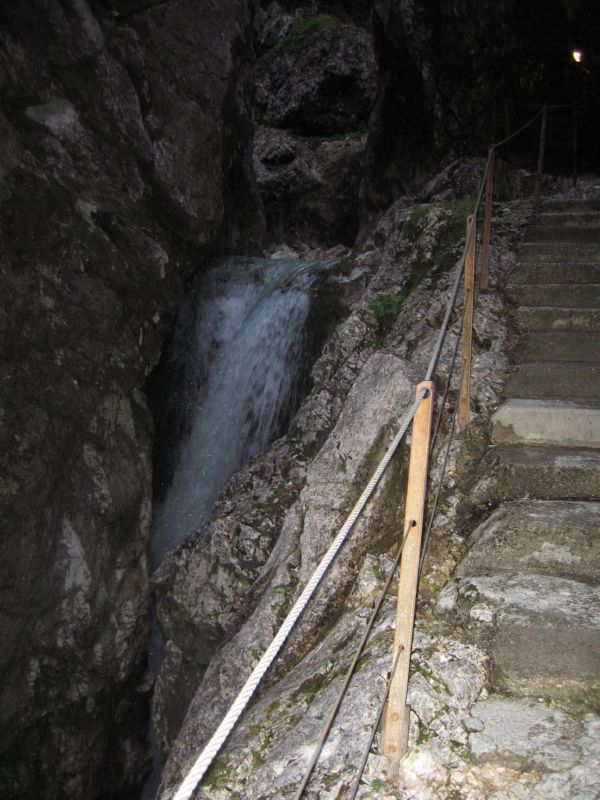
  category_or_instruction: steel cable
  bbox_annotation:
[168,105,549,799]
[170,390,427,800]
[293,519,415,800]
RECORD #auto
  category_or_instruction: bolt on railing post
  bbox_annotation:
[480,145,495,290]
[534,104,548,205]
[382,380,434,767]
[457,214,476,431]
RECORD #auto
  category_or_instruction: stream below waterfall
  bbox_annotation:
[143,256,329,797]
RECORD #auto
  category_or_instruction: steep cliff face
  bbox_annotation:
[0,1,263,797]
[253,3,377,247]
[362,0,600,226]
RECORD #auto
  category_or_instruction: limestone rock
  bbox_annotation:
[254,125,366,247]
[255,9,377,135]
[0,0,263,795]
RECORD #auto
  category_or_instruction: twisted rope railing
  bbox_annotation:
[167,104,550,800]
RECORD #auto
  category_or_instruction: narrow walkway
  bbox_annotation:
[436,198,600,793]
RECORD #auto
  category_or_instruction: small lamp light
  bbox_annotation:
[572,50,583,63]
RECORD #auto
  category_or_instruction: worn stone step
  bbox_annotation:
[519,242,600,263]
[492,399,600,448]
[508,262,600,285]
[468,697,597,776]
[456,500,600,584]
[513,331,599,363]
[471,444,600,505]
[436,573,600,693]
[525,225,600,243]
[539,211,600,229]
[505,283,600,307]
[541,198,600,213]
[515,306,600,332]
[504,362,600,399]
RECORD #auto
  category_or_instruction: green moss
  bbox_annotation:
[431,197,478,265]
[369,293,403,320]
[204,754,232,790]
[371,778,388,791]
[457,746,472,762]
[250,646,265,661]
[260,15,340,62]
[402,204,430,241]
[416,726,431,745]
[291,673,327,706]
[265,699,281,721]
[271,583,292,621]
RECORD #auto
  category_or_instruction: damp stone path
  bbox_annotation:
[434,197,600,799]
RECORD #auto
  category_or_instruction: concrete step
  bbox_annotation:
[471,444,600,505]
[539,211,600,229]
[515,306,600,332]
[525,225,600,243]
[519,241,600,263]
[505,283,600,307]
[436,573,600,692]
[456,500,600,584]
[492,399,600,448]
[513,331,599,363]
[504,362,600,399]
[508,262,600,285]
[541,198,600,213]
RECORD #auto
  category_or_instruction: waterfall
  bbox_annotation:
[150,256,323,570]
[143,256,327,799]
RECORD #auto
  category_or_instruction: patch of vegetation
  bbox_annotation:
[271,583,292,621]
[372,562,382,578]
[430,197,478,268]
[101,7,121,35]
[204,755,232,790]
[291,673,327,706]
[250,646,265,661]
[457,746,472,762]
[371,778,388,791]
[416,726,431,745]
[260,15,340,63]
[265,699,281,721]
[369,293,403,320]
[402,203,430,241]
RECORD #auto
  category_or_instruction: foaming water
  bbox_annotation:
[143,257,325,798]
[150,257,322,570]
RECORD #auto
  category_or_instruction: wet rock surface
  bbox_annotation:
[0,0,263,796]
[155,179,540,795]
[156,182,600,800]
[253,3,377,247]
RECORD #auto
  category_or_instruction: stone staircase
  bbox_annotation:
[435,198,600,788]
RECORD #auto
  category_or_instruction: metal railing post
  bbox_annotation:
[480,145,495,290]
[457,214,476,430]
[382,381,434,766]
[534,104,548,205]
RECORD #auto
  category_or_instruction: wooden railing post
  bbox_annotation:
[457,214,476,430]
[534,104,548,205]
[572,102,578,187]
[480,145,495,290]
[382,380,434,765]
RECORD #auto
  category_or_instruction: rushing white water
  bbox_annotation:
[150,257,321,570]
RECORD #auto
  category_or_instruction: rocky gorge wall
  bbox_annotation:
[2,1,599,798]
[0,0,263,796]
